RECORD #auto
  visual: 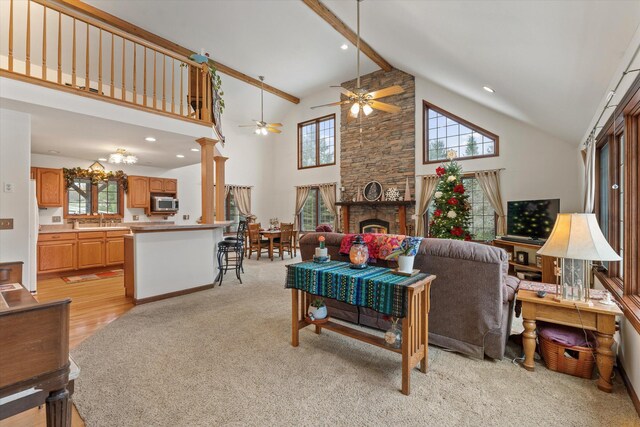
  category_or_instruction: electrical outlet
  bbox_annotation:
[0,218,14,230]
[133,215,139,221]
[3,183,14,193]
[183,214,190,220]
[52,216,61,223]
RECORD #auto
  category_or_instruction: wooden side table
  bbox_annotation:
[518,290,623,392]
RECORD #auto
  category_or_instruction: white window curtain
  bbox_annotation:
[474,170,507,236]
[582,136,596,213]
[416,175,439,237]
[231,186,252,217]
[293,186,311,231]
[318,183,338,230]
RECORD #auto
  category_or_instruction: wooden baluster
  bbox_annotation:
[187,64,192,117]
[109,33,114,97]
[26,0,30,76]
[195,65,199,119]
[56,12,61,83]
[143,47,147,106]
[171,58,175,114]
[71,19,76,88]
[132,43,137,103]
[201,64,206,121]
[162,55,166,111]
[179,63,184,116]
[153,51,157,109]
[121,38,125,101]
[85,23,89,91]
[98,29,102,94]
[8,0,13,71]
[42,5,46,80]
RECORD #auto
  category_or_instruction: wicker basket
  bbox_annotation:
[539,334,596,379]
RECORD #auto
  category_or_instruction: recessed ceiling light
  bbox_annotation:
[98,158,107,161]
[483,86,495,93]
[48,150,60,154]
[145,137,156,142]
[190,148,200,152]
[340,43,348,50]
[176,154,185,158]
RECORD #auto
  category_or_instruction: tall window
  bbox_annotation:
[298,114,336,169]
[225,192,245,233]
[426,176,496,241]
[299,188,334,231]
[66,179,122,217]
[423,101,498,164]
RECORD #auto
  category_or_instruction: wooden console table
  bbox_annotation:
[290,272,435,395]
[518,289,623,392]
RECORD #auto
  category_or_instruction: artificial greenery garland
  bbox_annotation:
[63,167,128,191]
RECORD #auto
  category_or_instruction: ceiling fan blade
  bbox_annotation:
[267,123,283,127]
[346,110,359,123]
[267,127,282,134]
[311,100,349,109]
[368,85,404,100]
[370,100,401,114]
[238,124,258,127]
[331,86,357,98]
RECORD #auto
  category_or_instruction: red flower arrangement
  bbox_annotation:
[464,233,472,241]
[434,209,442,217]
[453,184,465,194]
[450,227,464,237]
[436,166,446,177]
[447,197,459,205]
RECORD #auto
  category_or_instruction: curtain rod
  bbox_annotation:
[416,167,505,178]
[215,184,253,189]
[295,182,337,188]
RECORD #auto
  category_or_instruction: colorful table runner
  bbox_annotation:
[285,261,429,318]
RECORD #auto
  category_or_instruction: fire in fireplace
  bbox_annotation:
[360,219,390,234]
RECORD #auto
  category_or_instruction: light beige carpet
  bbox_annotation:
[71,256,639,426]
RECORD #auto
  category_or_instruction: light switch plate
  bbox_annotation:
[52,216,61,223]
[0,218,14,230]
[3,183,14,193]
[133,215,139,221]
[183,214,190,220]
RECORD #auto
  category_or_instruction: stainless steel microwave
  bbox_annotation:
[151,196,179,212]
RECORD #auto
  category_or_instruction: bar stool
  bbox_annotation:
[215,222,246,285]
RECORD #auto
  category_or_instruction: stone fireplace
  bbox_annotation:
[339,68,416,235]
[360,218,390,234]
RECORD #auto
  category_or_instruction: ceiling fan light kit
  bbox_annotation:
[240,76,283,136]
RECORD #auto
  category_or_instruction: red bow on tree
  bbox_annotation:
[434,209,442,217]
[453,184,465,194]
[464,233,472,241]
[450,227,464,236]
[436,166,446,177]
[447,197,459,205]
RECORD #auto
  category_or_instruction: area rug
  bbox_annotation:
[70,258,639,426]
[62,269,123,284]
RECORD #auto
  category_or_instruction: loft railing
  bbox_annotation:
[0,0,213,125]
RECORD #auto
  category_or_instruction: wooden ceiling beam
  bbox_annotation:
[301,0,392,72]
[50,0,301,104]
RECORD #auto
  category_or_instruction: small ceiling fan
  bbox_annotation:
[239,76,282,135]
[311,0,404,119]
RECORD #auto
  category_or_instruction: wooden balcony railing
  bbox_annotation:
[0,0,214,125]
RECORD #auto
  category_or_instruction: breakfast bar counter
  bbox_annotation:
[124,222,230,304]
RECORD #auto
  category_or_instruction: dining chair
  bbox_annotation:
[247,224,269,260]
[275,223,294,259]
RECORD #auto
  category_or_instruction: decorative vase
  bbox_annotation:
[404,177,411,201]
[397,255,415,273]
[384,321,401,349]
[308,305,328,320]
[349,235,369,269]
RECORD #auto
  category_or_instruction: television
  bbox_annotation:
[506,199,560,242]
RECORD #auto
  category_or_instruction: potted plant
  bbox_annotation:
[308,298,328,320]
[385,236,423,273]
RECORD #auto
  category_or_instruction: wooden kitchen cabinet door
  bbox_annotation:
[36,168,64,207]
[77,240,105,269]
[127,176,149,208]
[163,179,177,193]
[105,238,125,265]
[38,242,76,273]
[149,177,165,193]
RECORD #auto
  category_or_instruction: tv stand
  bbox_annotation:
[493,239,555,283]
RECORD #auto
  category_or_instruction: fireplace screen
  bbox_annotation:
[360,219,390,234]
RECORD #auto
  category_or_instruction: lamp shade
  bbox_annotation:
[537,213,621,261]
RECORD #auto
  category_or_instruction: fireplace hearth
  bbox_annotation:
[360,219,390,234]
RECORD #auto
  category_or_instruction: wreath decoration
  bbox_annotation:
[63,167,128,192]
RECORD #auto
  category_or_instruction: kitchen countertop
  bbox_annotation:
[39,226,131,234]
[129,222,231,233]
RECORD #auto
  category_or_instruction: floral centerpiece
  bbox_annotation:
[385,236,422,273]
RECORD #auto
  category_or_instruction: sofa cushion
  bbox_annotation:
[504,275,520,303]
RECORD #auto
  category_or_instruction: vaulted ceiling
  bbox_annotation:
[84,0,640,143]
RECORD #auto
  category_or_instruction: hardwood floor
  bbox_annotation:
[1,274,133,427]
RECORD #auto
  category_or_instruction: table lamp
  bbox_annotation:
[537,213,620,305]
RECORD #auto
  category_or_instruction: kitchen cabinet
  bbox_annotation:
[34,167,64,207]
[106,239,124,265]
[38,241,76,273]
[149,178,177,194]
[163,179,177,193]
[127,176,149,208]
[77,240,105,269]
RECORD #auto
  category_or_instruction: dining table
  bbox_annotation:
[259,229,298,261]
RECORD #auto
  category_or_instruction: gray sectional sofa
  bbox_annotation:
[299,232,519,360]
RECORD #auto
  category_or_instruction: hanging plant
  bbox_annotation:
[63,167,128,192]
[186,53,225,114]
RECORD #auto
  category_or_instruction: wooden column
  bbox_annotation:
[196,137,217,224]
[213,155,228,223]
[399,205,407,235]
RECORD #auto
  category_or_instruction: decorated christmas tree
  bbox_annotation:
[428,156,473,241]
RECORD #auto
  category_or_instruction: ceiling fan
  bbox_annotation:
[311,0,404,119]
[239,76,282,135]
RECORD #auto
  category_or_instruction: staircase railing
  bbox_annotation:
[0,0,213,125]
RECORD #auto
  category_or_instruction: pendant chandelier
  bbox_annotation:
[108,148,137,164]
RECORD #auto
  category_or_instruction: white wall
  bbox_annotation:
[414,76,583,218]
[0,109,32,288]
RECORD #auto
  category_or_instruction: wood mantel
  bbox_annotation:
[336,200,415,235]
